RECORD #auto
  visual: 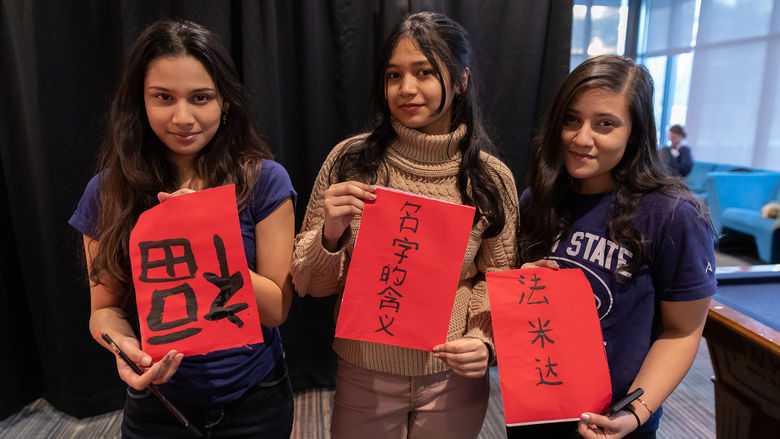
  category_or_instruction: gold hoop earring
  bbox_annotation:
[221,111,228,124]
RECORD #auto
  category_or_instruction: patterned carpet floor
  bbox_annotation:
[0,340,714,439]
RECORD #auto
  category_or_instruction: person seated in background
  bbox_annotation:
[659,124,693,177]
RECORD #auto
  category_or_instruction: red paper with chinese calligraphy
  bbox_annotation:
[129,184,262,361]
[486,268,611,425]
[335,187,476,351]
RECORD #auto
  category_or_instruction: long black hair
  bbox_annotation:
[518,55,707,276]
[91,19,272,299]
[333,11,507,237]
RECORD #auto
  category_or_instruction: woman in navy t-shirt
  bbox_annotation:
[69,20,296,438]
[513,55,716,439]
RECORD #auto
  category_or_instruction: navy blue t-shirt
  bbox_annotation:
[69,159,296,405]
[519,188,716,431]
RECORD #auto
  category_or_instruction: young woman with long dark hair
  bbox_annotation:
[70,20,295,438]
[291,11,517,439]
[513,55,716,439]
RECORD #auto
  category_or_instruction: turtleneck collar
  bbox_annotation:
[389,118,467,164]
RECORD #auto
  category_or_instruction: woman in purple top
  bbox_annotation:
[513,55,716,439]
[69,20,295,438]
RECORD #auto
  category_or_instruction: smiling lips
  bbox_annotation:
[569,150,595,160]
[171,132,198,142]
[398,103,423,112]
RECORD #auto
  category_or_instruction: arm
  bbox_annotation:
[291,137,375,297]
[83,235,183,390]
[433,160,519,377]
[291,181,375,297]
[250,198,295,327]
[577,297,711,438]
[626,297,711,422]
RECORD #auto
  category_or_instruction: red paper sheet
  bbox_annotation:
[335,187,476,351]
[129,184,262,361]
[486,268,611,426]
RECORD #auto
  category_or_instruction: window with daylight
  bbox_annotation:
[572,0,780,169]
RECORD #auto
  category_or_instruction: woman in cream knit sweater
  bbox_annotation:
[291,12,517,439]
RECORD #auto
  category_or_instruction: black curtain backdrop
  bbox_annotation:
[0,0,571,419]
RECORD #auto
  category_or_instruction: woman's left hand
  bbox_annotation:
[521,258,559,270]
[576,411,638,439]
[157,188,196,203]
[432,338,489,378]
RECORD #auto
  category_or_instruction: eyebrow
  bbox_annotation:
[147,86,216,93]
[386,60,432,69]
[567,108,623,120]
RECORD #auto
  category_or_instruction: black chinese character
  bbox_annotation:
[146,283,202,345]
[378,285,402,311]
[518,273,548,305]
[399,201,421,233]
[377,286,403,313]
[138,239,197,282]
[203,234,249,328]
[528,317,555,348]
[379,265,406,285]
[392,237,419,264]
[376,314,396,336]
[534,356,563,386]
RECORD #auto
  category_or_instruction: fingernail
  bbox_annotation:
[142,356,151,365]
[581,413,591,421]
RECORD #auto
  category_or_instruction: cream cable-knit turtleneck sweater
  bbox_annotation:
[291,120,518,376]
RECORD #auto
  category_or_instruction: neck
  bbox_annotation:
[168,157,200,189]
[573,174,614,194]
[419,109,453,135]
[390,118,467,164]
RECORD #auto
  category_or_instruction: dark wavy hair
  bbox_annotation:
[90,19,272,300]
[333,11,507,237]
[518,55,707,277]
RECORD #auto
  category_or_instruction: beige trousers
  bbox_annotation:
[331,357,490,439]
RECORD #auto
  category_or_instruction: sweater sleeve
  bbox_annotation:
[464,156,519,362]
[291,136,365,297]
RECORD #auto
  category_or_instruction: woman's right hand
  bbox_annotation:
[157,188,196,203]
[521,259,559,270]
[114,336,183,390]
[322,181,376,251]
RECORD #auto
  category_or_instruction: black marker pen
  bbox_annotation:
[100,333,201,438]
[606,387,644,415]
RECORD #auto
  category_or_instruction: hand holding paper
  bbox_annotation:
[432,338,490,378]
[520,258,559,270]
[322,181,376,251]
[129,184,263,361]
[577,411,639,439]
[157,188,196,203]
[335,187,475,351]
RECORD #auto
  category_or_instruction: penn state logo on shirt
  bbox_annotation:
[550,231,634,320]
[548,256,613,320]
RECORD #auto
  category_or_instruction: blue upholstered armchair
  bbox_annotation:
[705,172,780,263]
[685,161,721,202]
